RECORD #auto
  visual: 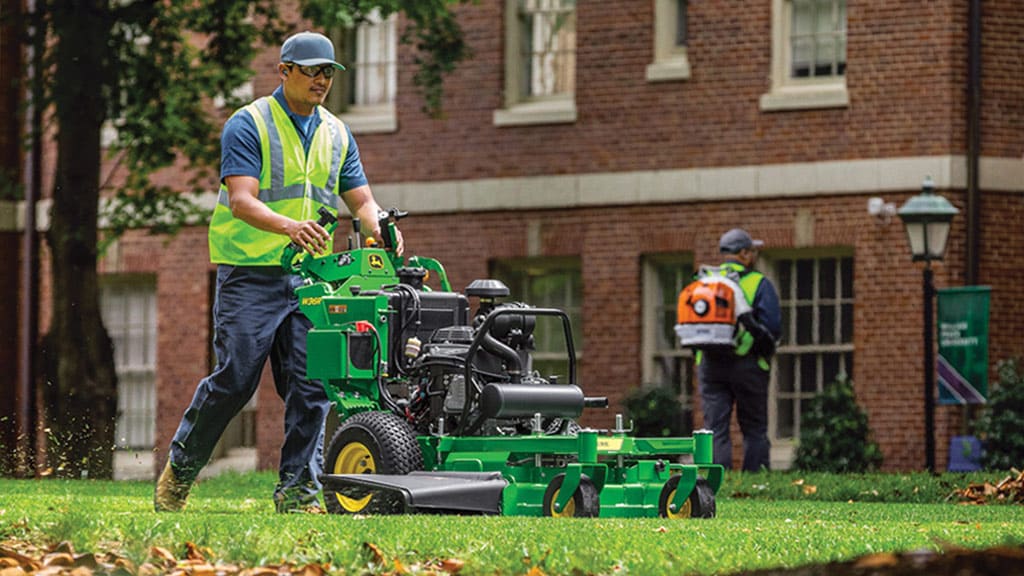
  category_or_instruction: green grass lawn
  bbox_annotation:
[1,471,1022,575]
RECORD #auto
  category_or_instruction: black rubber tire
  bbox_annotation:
[542,473,600,517]
[323,411,423,515]
[658,475,716,519]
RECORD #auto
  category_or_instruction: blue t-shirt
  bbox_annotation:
[220,86,368,192]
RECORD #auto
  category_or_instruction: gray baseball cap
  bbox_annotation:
[719,228,764,253]
[281,31,345,69]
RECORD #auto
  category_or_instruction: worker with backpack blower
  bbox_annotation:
[681,229,781,471]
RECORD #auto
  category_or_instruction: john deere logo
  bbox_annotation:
[368,254,384,270]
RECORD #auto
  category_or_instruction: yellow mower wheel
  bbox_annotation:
[331,442,376,512]
[542,473,599,518]
[658,476,716,519]
[322,411,422,515]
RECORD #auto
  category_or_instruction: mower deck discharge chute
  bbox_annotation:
[285,208,723,518]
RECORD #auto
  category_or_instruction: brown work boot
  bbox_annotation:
[154,461,192,512]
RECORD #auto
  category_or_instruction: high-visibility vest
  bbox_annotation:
[209,96,350,265]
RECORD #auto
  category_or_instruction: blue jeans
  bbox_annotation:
[698,353,771,471]
[168,265,330,506]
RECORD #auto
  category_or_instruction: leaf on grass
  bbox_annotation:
[71,554,98,569]
[294,563,325,576]
[239,567,278,576]
[525,567,547,576]
[138,562,165,576]
[41,553,74,567]
[439,558,465,573]
[950,470,1024,504]
[0,547,35,567]
[654,526,669,533]
[364,542,387,565]
[185,542,210,562]
[150,546,177,566]
[802,484,818,495]
[852,553,899,568]
[791,479,804,486]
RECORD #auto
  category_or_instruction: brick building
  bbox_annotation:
[2,0,1022,475]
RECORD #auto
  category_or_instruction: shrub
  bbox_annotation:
[976,358,1024,470]
[623,386,690,437]
[794,374,883,473]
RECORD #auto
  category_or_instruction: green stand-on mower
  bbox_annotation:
[283,208,723,518]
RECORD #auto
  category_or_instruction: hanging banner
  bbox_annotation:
[936,286,990,405]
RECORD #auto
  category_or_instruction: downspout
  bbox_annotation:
[965,0,980,286]
[17,0,42,477]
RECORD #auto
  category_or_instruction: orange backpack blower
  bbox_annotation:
[675,266,752,351]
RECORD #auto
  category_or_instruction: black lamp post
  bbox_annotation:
[897,176,959,472]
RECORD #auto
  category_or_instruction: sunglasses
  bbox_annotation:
[286,64,336,79]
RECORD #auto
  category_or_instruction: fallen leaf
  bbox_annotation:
[185,543,210,562]
[526,567,546,576]
[363,542,386,565]
[51,542,75,555]
[150,546,177,566]
[791,478,804,486]
[41,553,74,567]
[440,558,465,573]
[853,553,899,568]
[654,526,669,533]
[138,562,164,576]
[802,484,818,495]
[294,563,325,576]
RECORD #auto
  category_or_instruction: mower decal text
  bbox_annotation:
[597,438,624,451]
[302,297,323,306]
[368,254,385,270]
[328,305,347,315]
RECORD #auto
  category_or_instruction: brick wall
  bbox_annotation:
[349,0,1022,184]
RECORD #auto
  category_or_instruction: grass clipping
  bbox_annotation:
[950,468,1024,504]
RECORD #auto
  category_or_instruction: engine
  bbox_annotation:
[381,278,577,436]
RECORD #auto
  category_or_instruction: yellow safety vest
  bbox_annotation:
[209,96,350,265]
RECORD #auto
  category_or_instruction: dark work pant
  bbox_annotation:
[698,353,771,471]
[168,265,330,503]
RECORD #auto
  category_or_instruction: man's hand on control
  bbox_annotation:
[288,219,331,255]
[371,226,405,256]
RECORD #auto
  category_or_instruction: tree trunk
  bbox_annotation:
[43,0,118,479]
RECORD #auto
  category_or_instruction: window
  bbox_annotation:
[761,0,848,111]
[494,0,577,126]
[101,277,157,450]
[490,258,582,380]
[330,11,398,133]
[768,253,854,443]
[647,0,690,82]
[641,255,695,429]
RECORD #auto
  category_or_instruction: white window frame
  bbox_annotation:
[330,11,398,134]
[760,0,848,112]
[762,250,855,467]
[100,275,157,450]
[641,254,696,426]
[494,0,577,127]
[646,0,691,82]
